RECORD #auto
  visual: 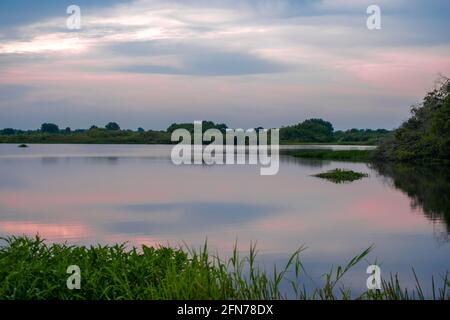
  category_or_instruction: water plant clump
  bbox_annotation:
[313,168,369,183]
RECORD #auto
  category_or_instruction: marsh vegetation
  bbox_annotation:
[313,169,369,183]
[0,236,448,300]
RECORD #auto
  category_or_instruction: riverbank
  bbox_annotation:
[0,137,377,146]
[289,149,450,165]
[289,149,373,162]
[0,236,447,300]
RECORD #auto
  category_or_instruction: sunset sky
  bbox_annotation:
[0,0,449,130]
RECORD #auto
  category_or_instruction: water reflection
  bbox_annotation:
[0,220,91,240]
[113,202,283,234]
[371,162,450,243]
[0,144,448,294]
[280,155,331,168]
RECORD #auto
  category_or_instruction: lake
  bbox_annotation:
[0,144,448,295]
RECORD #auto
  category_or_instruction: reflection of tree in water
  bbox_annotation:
[280,155,330,168]
[371,162,450,243]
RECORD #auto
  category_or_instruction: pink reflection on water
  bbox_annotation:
[0,221,92,241]
[0,190,170,211]
[341,191,429,231]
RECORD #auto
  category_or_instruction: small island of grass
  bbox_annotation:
[18,144,28,148]
[313,168,369,183]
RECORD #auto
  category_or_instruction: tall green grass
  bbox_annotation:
[0,236,448,300]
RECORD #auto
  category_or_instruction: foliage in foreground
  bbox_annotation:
[313,169,369,183]
[0,236,448,300]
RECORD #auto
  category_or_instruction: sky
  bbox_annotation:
[0,0,449,130]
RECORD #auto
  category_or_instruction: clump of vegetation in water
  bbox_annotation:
[18,144,28,148]
[291,149,372,162]
[0,236,448,300]
[313,168,369,183]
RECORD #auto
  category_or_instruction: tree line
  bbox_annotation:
[0,120,392,145]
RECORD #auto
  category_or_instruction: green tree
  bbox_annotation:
[1,128,16,135]
[167,121,227,133]
[280,118,334,142]
[40,123,59,133]
[105,122,120,131]
[375,77,450,162]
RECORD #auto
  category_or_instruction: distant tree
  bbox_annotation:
[334,128,392,144]
[1,128,16,135]
[280,118,334,142]
[137,127,145,133]
[90,125,98,130]
[41,123,59,133]
[202,121,228,133]
[167,121,227,133]
[105,122,120,131]
[65,127,71,133]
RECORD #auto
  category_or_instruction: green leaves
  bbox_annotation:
[375,76,450,162]
[0,236,448,300]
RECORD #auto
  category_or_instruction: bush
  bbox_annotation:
[375,77,450,162]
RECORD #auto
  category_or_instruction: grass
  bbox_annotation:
[313,169,369,183]
[290,149,372,162]
[0,236,448,300]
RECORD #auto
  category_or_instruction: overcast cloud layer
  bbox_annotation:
[0,0,449,130]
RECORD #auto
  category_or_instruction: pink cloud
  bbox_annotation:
[341,51,450,96]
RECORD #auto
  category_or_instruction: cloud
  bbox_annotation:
[115,50,289,76]
[0,0,133,28]
[0,0,449,129]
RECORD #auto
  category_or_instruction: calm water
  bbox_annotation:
[0,144,449,295]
